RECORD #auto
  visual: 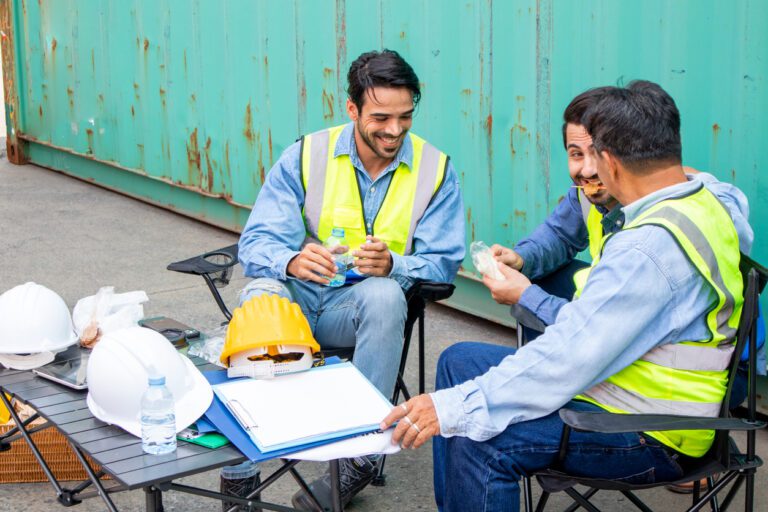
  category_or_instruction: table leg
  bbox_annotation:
[145,486,164,512]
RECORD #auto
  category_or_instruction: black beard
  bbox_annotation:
[356,119,404,160]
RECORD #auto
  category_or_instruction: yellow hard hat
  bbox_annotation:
[221,295,320,378]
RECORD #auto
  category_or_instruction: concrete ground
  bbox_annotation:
[0,158,766,511]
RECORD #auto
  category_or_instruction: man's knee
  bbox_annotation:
[240,278,292,305]
[356,278,407,319]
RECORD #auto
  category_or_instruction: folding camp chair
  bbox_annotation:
[521,254,768,512]
[167,243,454,486]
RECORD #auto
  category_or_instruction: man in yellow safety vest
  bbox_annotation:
[382,80,745,512]
[237,49,465,510]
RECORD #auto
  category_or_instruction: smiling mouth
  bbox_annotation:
[376,134,402,149]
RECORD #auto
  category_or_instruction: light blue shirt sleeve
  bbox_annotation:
[514,188,589,281]
[431,219,712,441]
[389,160,465,289]
[238,142,306,280]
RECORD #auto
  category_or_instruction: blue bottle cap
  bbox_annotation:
[148,375,166,386]
[331,227,345,237]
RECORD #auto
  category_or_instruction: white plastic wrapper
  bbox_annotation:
[187,324,227,367]
[72,287,148,345]
[470,241,505,280]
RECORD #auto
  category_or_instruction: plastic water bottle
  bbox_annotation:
[140,375,177,455]
[324,227,350,287]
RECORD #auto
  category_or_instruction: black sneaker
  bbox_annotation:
[291,457,377,511]
[220,471,262,512]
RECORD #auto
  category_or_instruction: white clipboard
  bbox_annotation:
[212,362,393,453]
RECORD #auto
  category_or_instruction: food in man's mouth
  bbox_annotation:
[582,182,605,195]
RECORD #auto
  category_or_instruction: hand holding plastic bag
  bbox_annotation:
[470,241,505,280]
[73,287,148,348]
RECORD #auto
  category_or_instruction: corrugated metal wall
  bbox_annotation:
[3,0,767,323]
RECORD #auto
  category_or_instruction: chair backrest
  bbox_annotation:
[710,254,768,465]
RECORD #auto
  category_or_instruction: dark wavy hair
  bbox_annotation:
[347,50,421,110]
[582,80,682,173]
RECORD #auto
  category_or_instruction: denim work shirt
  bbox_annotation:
[515,172,754,326]
[431,179,746,441]
[238,123,466,290]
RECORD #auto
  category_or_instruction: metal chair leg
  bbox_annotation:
[522,476,534,512]
[330,459,344,512]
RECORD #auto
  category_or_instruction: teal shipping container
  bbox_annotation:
[2,0,766,325]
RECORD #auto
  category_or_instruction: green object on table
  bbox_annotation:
[177,428,230,449]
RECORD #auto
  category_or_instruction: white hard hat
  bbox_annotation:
[86,326,213,437]
[0,282,78,370]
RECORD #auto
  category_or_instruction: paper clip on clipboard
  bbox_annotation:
[228,399,259,432]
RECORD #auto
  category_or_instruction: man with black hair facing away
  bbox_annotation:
[382,81,744,511]
[237,49,464,510]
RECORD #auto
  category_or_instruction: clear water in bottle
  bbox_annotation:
[141,375,177,455]
[324,227,351,287]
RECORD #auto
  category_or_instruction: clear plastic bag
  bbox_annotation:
[73,287,148,347]
[470,241,504,280]
[187,323,227,367]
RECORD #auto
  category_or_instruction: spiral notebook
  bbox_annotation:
[212,362,393,453]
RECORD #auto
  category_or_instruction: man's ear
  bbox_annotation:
[602,151,621,182]
[346,98,358,122]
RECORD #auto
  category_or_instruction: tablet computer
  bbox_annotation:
[32,346,90,390]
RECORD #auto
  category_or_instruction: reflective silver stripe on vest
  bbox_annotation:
[640,342,735,372]
[578,189,591,225]
[640,206,737,343]
[584,381,722,417]
[405,142,441,254]
[303,129,331,237]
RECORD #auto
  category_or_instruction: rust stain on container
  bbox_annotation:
[204,137,214,191]
[186,128,201,182]
[143,38,149,52]
[66,87,74,108]
[322,90,335,120]
[91,49,95,72]
[243,102,254,143]
[323,67,333,78]
[268,129,273,165]
[51,37,57,52]
[38,105,43,118]
[256,132,265,185]
[514,209,526,221]
[224,141,232,181]
[400,31,406,39]
[130,105,135,117]
[159,87,166,108]
[461,88,472,96]
[85,128,94,155]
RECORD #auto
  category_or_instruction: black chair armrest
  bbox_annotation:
[167,244,239,276]
[406,281,455,302]
[559,408,766,434]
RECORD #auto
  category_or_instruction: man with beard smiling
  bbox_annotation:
[237,49,464,511]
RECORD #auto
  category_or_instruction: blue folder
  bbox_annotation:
[200,359,361,461]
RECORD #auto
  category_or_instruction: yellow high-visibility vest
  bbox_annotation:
[574,185,743,457]
[572,189,606,293]
[300,124,447,255]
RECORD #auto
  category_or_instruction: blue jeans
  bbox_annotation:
[241,276,407,398]
[433,342,685,512]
